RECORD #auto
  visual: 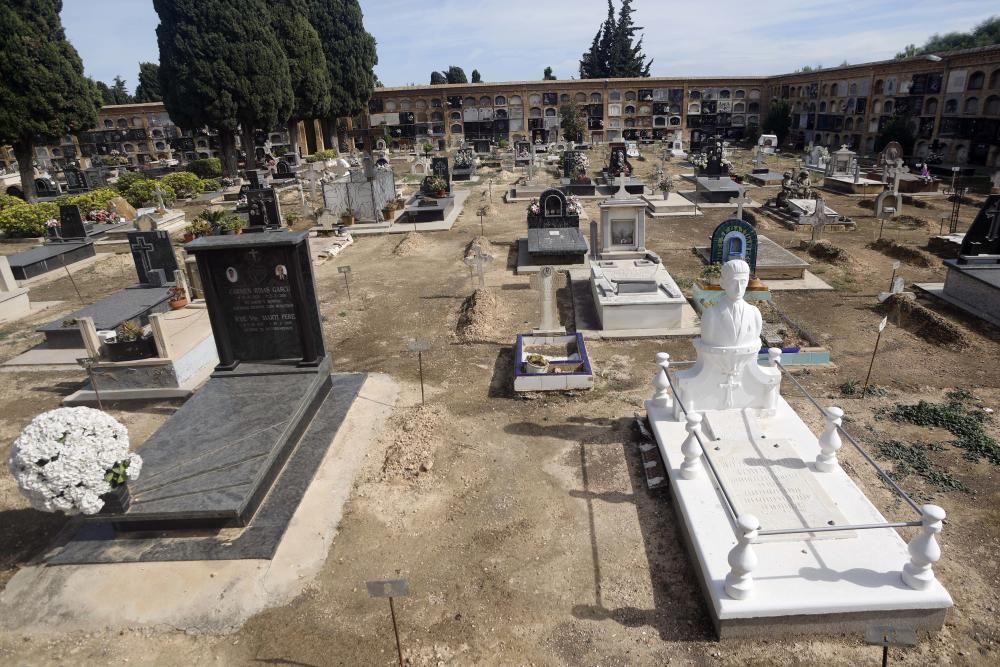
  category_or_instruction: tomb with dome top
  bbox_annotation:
[641,259,952,638]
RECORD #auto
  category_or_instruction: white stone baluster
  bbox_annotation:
[767,347,782,368]
[815,406,844,472]
[902,505,945,590]
[651,352,672,409]
[680,412,704,480]
[725,514,760,600]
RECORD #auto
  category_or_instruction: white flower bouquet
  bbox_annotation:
[566,196,583,216]
[527,199,541,215]
[8,407,142,515]
[690,153,708,169]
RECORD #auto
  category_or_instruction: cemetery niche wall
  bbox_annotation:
[644,259,953,638]
[517,188,589,273]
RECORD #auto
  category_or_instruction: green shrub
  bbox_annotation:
[304,148,338,163]
[200,178,220,192]
[56,187,120,216]
[0,193,27,212]
[187,158,222,179]
[123,179,176,208]
[113,170,148,194]
[0,201,59,237]
[161,171,202,199]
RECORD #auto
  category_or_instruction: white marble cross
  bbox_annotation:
[729,189,749,220]
[464,251,491,288]
[890,158,909,196]
[800,196,828,242]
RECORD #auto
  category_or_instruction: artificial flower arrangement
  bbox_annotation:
[86,208,114,224]
[527,199,541,215]
[102,150,129,167]
[45,218,60,229]
[8,407,142,515]
[690,153,708,169]
[454,150,475,168]
[566,196,583,216]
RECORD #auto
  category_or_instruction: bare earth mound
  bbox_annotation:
[392,232,428,257]
[464,235,496,260]
[869,238,935,268]
[455,288,509,344]
[378,404,444,482]
[802,239,850,263]
[876,293,968,349]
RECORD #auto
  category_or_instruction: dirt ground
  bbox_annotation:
[0,148,998,665]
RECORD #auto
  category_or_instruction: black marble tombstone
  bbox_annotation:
[430,157,451,191]
[186,231,325,370]
[562,150,578,179]
[64,167,89,192]
[958,195,1000,258]
[246,188,283,229]
[128,230,179,286]
[607,143,632,178]
[59,204,90,240]
[514,140,532,166]
[702,138,727,178]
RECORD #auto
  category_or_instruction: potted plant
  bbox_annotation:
[394,194,406,210]
[426,176,448,198]
[8,406,143,516]
[182,219,211,241]
[525,353,549,374]
[106,320,157,362]
[699,262,724,289]
[168,286,188,310]
[341,207,356,226]
[382,202,396,220]
[219,215,246,235]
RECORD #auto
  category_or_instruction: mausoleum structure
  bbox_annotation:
[644,259,953,638]
[823,144,885,195]
[574,181,693,335]
[936,195,1000,327]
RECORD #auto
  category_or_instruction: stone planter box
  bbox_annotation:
[513,333,594,392]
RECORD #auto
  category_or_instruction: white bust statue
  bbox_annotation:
[700,259,762,349]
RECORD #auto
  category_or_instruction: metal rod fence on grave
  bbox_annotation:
[661,358,925,540]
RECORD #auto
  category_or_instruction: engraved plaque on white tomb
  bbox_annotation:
[702,438,855,543]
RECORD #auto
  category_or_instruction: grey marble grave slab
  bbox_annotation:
[7,241,96,281]
[528,227,588,256]
[36,285,172,348]
[109,356,333,529]
[47,372,366,564]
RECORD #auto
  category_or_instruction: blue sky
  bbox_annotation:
[62,0,998,90]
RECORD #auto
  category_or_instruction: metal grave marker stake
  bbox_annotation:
[366,578,410,667]
[337,264,352,301]
[407,339,431,404]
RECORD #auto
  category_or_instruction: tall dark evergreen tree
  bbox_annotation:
[0,0,100,202]
[93,79,116,106]
[579,0,652,78]
[109,76,133,105]
[430,71,447,85]
[471,69,482,83]
[762,100,792,145]
[134,62,162,103]
[155,0,293,174]
[306,0,378,150]
[443,66,468,84]
[271,0,332,157]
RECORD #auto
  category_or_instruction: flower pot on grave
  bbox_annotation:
[341,215,355,226]
[434,190,447,198]
[182,231,195,242]
[99,483,131,514]
[105,336,157,362]
[169,296,188,310]
[525,356,549,374]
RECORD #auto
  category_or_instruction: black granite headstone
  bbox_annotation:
[64,167,89,192]
[958,195,1000,258]
[59,205,89,240]
[702,138,727,177]
[562,151,578,179]
[430,157,450,189]
[246,188,282,229]
[128,230,179,285]
[608,143,632,178]
[186,232,325,369]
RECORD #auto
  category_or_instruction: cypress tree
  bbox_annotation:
[134,63,162,103]
[579,0,651,79]
[154,0,293,174]
[271,0,332,157]
[306,0,378,149]
[443,66,468,85]
[0,0,100,202]
[430,71,447,85]
[471,69,482,83]
[109,76,133,105]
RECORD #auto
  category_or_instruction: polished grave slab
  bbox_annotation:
[7,241,97,281]
[48,372,366,564]
[36,285,172,348]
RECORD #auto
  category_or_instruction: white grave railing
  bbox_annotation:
[652,352,945,598]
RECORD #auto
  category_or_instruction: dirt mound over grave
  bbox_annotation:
[869,238,935,267]
[377,404,445,482]
[392,232,428,257]
[597,354,636,390]
[455,288,509,343]
[876,293,968,349]
[464,236,496,261]
[895,215,930,228]
[802,239,850,263]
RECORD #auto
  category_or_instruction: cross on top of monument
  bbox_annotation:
[729,189,749,220]
[130,236,155,276]
[612,174,630,199]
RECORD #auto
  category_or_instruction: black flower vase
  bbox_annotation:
[100,483,131,514]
